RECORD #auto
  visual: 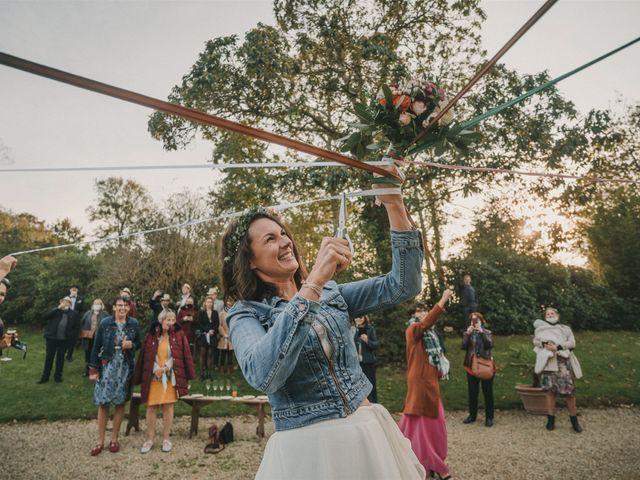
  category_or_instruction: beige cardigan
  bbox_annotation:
[533,320,582,378]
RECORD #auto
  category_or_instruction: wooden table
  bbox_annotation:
[126,393,270,438]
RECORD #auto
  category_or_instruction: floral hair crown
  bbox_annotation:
[223,207,269,265]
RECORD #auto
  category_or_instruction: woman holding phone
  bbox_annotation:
[461,312,494,427]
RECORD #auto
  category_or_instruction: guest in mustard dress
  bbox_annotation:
[134,310,195,453]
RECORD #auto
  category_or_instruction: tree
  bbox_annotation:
[86,177,154,241]
[582,187,640,304]
[0,209,98,325]
[88,189,223,324]
[441,201,635,334]
[148,0,590,293]
[52,218,85,245]
[0,208,60,254]
[464,198,564,259]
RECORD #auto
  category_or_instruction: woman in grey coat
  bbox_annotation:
[80,299,108,376]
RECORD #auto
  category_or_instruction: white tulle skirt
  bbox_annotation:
[256,404,426,480]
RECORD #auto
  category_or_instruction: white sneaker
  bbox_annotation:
[140,440,153,454]
[161,440,172,452]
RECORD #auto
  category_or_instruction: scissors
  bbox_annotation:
[335,192,354,255]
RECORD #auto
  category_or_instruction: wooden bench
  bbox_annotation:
[126,392,269,438]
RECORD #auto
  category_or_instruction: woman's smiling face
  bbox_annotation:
[248,218,299,282]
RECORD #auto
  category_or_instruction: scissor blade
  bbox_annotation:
[339,192,347,229]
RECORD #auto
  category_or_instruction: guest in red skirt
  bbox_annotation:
[398,288,453,480]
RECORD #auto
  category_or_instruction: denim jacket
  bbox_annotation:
[228,230,423,431]
[89,316,141,371]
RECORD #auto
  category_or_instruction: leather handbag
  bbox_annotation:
[471,353,496,380]
[204,425,224,454]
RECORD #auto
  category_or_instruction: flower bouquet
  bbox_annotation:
[339,79,479,161]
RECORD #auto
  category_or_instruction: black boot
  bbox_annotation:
[546,415,555,431]
[463,415,476,424]
[570,415,582,433]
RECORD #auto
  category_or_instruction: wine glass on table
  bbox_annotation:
[205,380,211,396]
[212,380,219,398]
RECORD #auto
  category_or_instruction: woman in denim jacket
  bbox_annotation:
[88,296,141,456]
[223,177,426,479]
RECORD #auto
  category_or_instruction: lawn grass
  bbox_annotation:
[379,330,640,412]
[0,327,638,422]
[0,327,261,422]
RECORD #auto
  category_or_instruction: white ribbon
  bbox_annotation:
[10,188,401,256]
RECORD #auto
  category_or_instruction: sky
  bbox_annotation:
[0,0,638,261]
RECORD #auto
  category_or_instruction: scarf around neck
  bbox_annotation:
[408,316,449,379]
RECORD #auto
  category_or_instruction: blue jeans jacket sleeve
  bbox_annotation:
[89,317,106,369]
[340,229,423,318]
[229,294,320,394]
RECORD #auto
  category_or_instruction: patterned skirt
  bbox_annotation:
[541,356,576,396]
[94,350,133,406]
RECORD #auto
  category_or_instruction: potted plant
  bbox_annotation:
[511,345,548,415]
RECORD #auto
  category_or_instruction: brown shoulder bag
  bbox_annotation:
[471,354,496,380]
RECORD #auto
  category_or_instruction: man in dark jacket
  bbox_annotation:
[121,287,139,319]
[149,291,172,323]
[65,285,84,361]
[38,296,78,383]
[460,274,478,326]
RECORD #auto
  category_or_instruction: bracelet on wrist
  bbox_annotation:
[301,281,323,297]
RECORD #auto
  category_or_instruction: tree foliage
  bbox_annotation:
[86,177,153,240]
[147,0,592,290]
[580,187,640,303]
[0,210,101,325]
[439,201,639,336]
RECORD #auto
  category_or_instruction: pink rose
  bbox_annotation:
[411,100,427,115]
[399,112,413,126]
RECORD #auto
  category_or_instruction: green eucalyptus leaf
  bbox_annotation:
[349,123,373,131]
[457,130,481,140]
[382,84,394,109]
[340,131,361,150]
[354,103,374,122]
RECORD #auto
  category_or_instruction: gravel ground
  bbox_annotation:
[0,407,638,479]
